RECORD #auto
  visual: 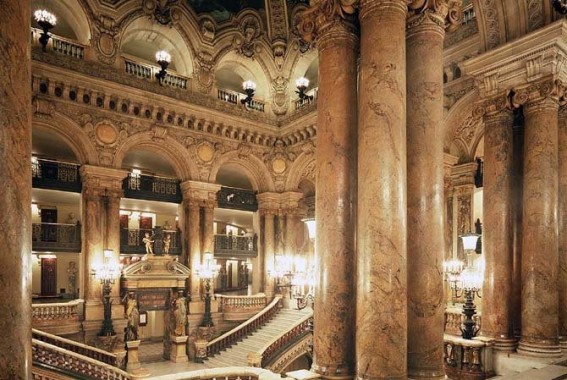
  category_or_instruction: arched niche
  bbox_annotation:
[31,0,91,44]
[210,152,274,193]
[120,16,194,76]
[215,51,270,99]
[33,127,79,164]
[122,148,178,178]
[289,51,318,97]
[216,163,254,190]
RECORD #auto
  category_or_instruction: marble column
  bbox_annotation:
[187,201,201,300]
[512,116,524,339]
[358,1,406,379]
[301,6,358,378]
[263,209,276,299]
[406,2,459,377]
[480,99,516,350]
[517,87,561,357]
[0,0,31,376]
[202,200,215,255]
[81,185,104,311]
[105,191,123,302]
[558,109,567,348]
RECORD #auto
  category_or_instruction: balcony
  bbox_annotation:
[124,57,189,90]
[217,88,266,112]
[120,227,181,255]
[32,158,81,193]
[214,234,258,258]
[31,28,85,60]
[294,87,318,111]
[217,186,258,212]
[32,223,81,253]
[123,173,182,203]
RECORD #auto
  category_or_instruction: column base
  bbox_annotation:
[493,337,517,352]
[407,369,445,380]
[517,339,562,358]
[312,363,354,380]
[559,336,567,351]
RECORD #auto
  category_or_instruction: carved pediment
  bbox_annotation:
[121,255,190,290]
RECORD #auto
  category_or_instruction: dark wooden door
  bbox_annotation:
[120,214,129,229]
[139,216,152,230]
[41,257,57,296]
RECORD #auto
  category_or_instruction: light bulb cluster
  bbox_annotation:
[34,9,57,26]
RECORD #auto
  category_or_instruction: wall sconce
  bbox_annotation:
[241,80,256,107]
[155,50,171,85]
[34,9,57,52]
[553,0,567,14]
[295,77,313,102]
[91,249,120,336]
[194,252,220,327]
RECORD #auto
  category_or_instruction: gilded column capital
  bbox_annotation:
[298,0,358,46]
[512,78,567,110]
[79,165,128,195]
[180,180,221,204]
[407,0,462,33]
[472,92,513,119]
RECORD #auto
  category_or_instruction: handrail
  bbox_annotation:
[32,328,120,367]
[32,339,130,380]
[217,293,267,312]
[32,299,81,321]
[257,311,313,367]
[206,296,282,357]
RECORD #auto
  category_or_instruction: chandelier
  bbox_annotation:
[553,0,567,14]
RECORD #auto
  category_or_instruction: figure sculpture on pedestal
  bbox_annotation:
[173,291,187,336]
[142,232,154,255]
[123,292,139,341]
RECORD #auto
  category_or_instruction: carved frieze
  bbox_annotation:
[194,52,215,94]
[143,0,180,26]
[92,15,119,65]
[271,76,289,116]
[233,15,263,58]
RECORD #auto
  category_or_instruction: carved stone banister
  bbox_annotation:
[218,294,267,321]
[206,296,283,357]
[32,329,122,367]
[32,338,129,379]
[258,312,314,368]
[32,301,83,335]
[443,335,495,380]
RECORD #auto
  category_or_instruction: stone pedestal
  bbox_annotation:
[170,335,189,363]
[0,1,31,377]
[126,340,141,371]
[357,1,407,378]
[194,339,208,363]
[247,352,262,367]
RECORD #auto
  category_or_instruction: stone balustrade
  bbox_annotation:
[218,294,267,321]
[444,335,495,380]
[445,306,481,337]
[32,300,83,335]
[32,338,129,379]
[31,28,85,59]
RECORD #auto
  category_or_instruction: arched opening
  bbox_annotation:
[31,0,91,43]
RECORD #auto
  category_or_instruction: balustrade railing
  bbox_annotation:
[207,296,282,357]
[294,87,318,110]
[259,313,313,368]
[462,4,476,24]
[217,186,258,211]
[32,329,123,368]
[218,294,267,312]
[120,227,181,255]
[32,223,81,252]
[444,335,494,380]
[32,300,81,323]
[32,158,81,192]
[123,173,182,203]
[445,307,481,337]
[217,88,265,112]
[31,28,85,59]
[124,58,189,90]
[214,234,257,258]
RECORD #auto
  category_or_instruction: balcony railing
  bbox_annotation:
[214,234,257,258]
[260,314,313,368]
[217,186,258,212]
[124,58,189,90]
[32,158,81,193]
[123,173,182,203]
[32,300,82,335]
[218,294,268,321]
[120,227,181,255]
[32,223,81,253]
[294,87,318,110]
[31,28,85,59]
[217,88,265,112]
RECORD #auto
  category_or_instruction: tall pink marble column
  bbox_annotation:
[300,6,359,378]
[187,201,201,300]
[480,99,516,350]
[357,1,406,378]
[406,2,459,377]
[262,209,276,299]
[105,191,123,303]
[80,185,104,307]
[516,86,561,357]
[0,0,31,376]
[202,200,215,255]
[559,109,567,347]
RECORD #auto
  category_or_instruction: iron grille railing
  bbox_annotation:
[32,158,81,193]
[32,223,81,252]
[123,173,182,203]
[214,234,257,257]
[217,186,258,211]
[120,227,181,255]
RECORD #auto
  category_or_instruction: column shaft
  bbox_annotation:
[82,189,103,304]
[188,202,201,300]
[263,211,276,299]
[357,1,407,379]
[0,0,31,376]
[106,194,122,300]
[313,18,358,379]
[482,108,516,350]
[559,110,567,346]
[518,97,561,357]
[406,12,446,379]
[202,203,215,254]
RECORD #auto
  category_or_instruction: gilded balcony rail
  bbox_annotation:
[217,186,258,211]
[123,173,182,203]
[214,234,257,258]
[32,223,81,253]
[206,296,282,357]
[120,226,181,255]
[32,158,81,193]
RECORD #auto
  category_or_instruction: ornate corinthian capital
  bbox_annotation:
[512,79,567,108]
[297,0,359,43]
[407,0,463,32]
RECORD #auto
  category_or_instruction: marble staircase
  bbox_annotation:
[204,308,311,368]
